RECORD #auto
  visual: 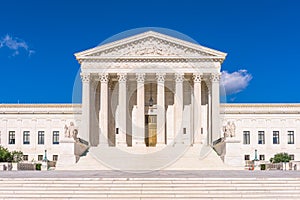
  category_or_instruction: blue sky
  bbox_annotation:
[0,0,299,103]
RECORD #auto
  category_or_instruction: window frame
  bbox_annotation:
[53,155,58,161]
[38,155,43,161]
[287,131,294,144]
[273,131,280,144]
[23,155,28,161]
[52,131,59,145]
[23,131,30,145]
[244,155,250,160]
[258,131,265,144]
[8,131,16,145]
[259,154,265,161]
[37,131,45,145]
[243,131,250,145]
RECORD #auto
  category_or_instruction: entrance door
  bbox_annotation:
[145,115,157,147]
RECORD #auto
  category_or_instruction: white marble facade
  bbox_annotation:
[0,31,299,167]
[76,31,224,148]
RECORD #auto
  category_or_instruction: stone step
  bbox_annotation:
[0,193,299,198]
[1,178,299,199]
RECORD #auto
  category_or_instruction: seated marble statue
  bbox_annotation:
[64,122,78,140]
[223,121,236,138]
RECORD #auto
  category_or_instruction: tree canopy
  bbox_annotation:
[0,146,23,162]
[270,152,291,163]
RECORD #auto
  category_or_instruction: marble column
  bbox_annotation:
[211,73,221,143]
[193,73,202,144]
[80,72,90,144]
[135,73,145,145]
[99,73,109,146]
[156,73,166,145]
[206,80,212,145]
[117,73,127,145]
[174,73,184,143]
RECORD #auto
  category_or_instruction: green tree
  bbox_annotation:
[11,151,23,162]
[270,152,291,163]
[0,146,12,162]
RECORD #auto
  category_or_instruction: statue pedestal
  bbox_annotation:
[56,138,77,168]
[223,138,244,167]
[41,160,48,171]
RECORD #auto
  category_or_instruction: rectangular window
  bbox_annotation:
[290,154,295,160]
[8,131,15,144]
[53,155,58,161]
[287,131,294,144]
[23,155,28,161]
[259,155,265,161]
[38,155,43,161]
[38,131,45,145]
[273,131,280,144]
[183,128,187,134]
[23,131,30,145]
[53,131,59,144]
[258,131,265,144]
[243,131,250,144]
[244,155,250,160]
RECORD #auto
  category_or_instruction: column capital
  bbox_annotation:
[210,73,221,82]
[80,73,90,83]
[136,73,145,83]
[193,73,202,83]
[156,72,166,83]
[174,73,184,83]
[99,73,109,83]
[117,73,127,82]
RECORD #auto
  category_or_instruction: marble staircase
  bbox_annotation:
[0,177,300,199]
[58,144,239,171]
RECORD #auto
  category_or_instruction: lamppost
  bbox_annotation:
[41,149,48,171]
[253,149,259,170]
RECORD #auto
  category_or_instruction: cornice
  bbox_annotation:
[221,103,300,114]
[0,104,81,114]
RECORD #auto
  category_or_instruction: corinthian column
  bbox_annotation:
[211,73,221,143]
[193,73,202,144]
[156,73,166,145]
[117,73,127,145]
[134,73,145,145]
[80,72,90,144]
[174,73,184,143]
[99,73,109,146]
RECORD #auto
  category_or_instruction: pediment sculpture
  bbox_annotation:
[90,38,210,57]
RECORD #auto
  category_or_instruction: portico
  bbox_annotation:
[75,31,226,148]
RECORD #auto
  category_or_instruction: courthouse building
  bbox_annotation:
[0,31,299,169]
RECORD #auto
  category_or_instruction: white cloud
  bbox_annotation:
[0,34,34,56]
[220,69,252,95]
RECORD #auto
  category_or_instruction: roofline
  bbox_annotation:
[74,31,227,59]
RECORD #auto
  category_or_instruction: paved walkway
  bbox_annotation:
[1,170,300,179]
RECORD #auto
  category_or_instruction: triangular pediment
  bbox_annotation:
[75,31,227,62]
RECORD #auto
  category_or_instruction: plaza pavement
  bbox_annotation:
[1,170,300,178]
